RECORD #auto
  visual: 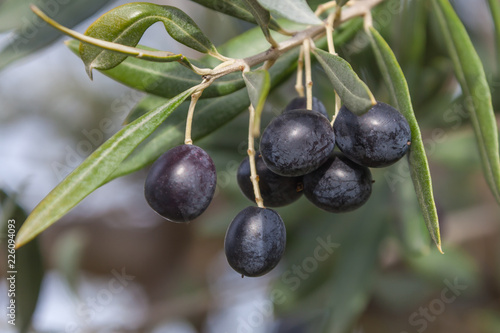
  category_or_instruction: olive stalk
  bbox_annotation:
[247,105,265,208]
[303,38,314,110]
[295,46,305,97]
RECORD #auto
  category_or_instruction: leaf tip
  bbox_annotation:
[437,243,444,254]
[15,227,32,249]
[85,65,94,80]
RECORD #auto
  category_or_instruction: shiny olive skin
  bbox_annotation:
[303,153,372,213]
[144,144,216,222]
[260,109,335,177]
[333,102,411,168]
[237,153,303,207]
[224,206,286,277]
[284,96,329,118]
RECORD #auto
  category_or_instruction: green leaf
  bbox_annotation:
[0,0,112,70]
[1,190,44,333]
[313,48,376,115]
[80,2,218,78]
[189,0,284,32]
[123,94,170,125]
[243,69,271,135]
[67,41,245,99]
[240,0,277,46]
[256,0,322,25]
[487,0,500,72]
[15,88,194,248]
[432,0,500,204]
[367,26,443,253]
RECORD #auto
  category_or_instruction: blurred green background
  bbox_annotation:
[0,0,499,332]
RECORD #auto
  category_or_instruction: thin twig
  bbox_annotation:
[295,46,305,97]
[247,105,264,208]
[184,91,202,145]
[303,39,313,110]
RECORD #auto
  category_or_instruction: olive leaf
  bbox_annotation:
[67,41,244,99]
[1,190,44,333]
[79,2,219,78]
[0,0,112,70]
[189,0,284,32]
[243,69,271,136]
[432,0,500,204]
[367,26,443,253]
[240,0,278,47]
[256,0,322,25]
[313,48,376,115]
[487,0,500,70]
[15,88,195,248]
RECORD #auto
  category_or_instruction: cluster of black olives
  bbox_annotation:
[143,96,411,278]
[230,97,412,277]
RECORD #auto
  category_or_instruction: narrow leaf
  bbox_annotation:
[432,0,500,204]
[189,0,284,32]
[31,5,192,78]
[368,26,443,252]
[487,0,500,71]
[256,0,322,25]
[66,41,244,99]
[15,88,194,248]
[313,48,376,115]
[243,69,271,135]
[79,2,217,77]
[241,0,277,47]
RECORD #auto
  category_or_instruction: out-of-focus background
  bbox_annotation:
[0,0,499,332]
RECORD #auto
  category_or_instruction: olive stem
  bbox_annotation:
[303,39,313,110]
[184,78,213,144]
[326,12,337,55]
[184,91,201,145]
[295,46,305,97]
[326,11,341,126]
[247,105,265,208]
[315,1,337,16]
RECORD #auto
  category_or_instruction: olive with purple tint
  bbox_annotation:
[260,109,335,177]
[304,153,372,213]
[284,96,329,118]
[237,153,303,207]
[144,144,217,222]
[333,102,411,168]
[224,206,286,277]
